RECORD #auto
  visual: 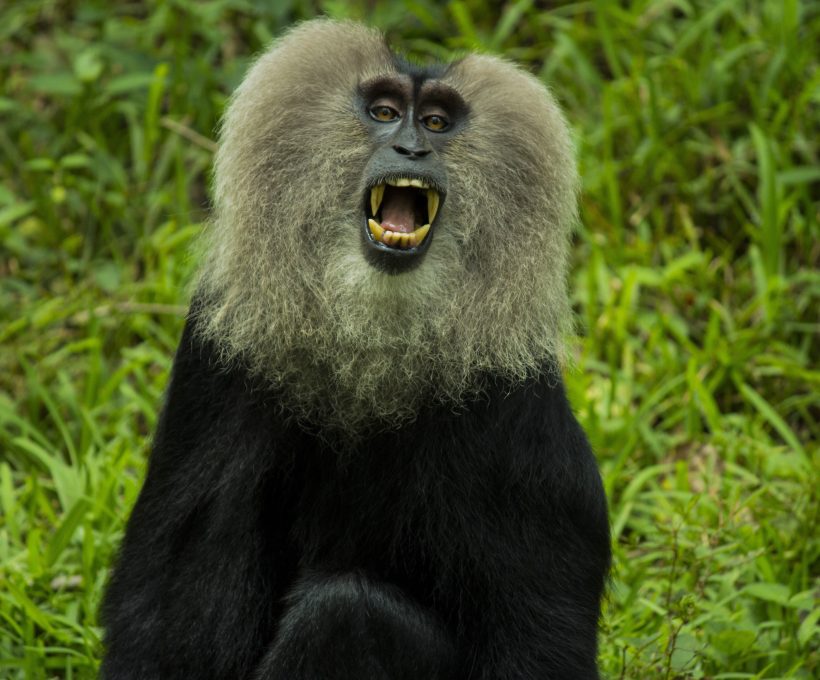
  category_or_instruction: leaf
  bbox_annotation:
[46,498,90,567]
[778,166,820,186]
[711,628,757,655]
[0,96,19,113]
[105,72,157,96]
[750,123,781,279]
[744,582,791,605]
[28,73,82,97]
[93,261,122,294]
[60,154,92,170]
[797,607,820,646]
[73,48,104,83]
[0,201,34,228]
[3,581,55,633]
[736,380,807,460]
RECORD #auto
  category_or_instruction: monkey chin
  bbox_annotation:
[360,175,446,274]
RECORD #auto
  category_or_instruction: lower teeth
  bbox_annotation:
[368,219,431,249]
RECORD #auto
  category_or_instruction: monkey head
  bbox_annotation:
[196,19,579,434]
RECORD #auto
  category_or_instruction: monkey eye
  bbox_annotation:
[369,105,400,122]
[422,114,449,132]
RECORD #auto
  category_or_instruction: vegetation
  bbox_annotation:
[0,1,817,677]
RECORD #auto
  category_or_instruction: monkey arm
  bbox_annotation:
[471,383,609,679]
[406,376,610,680]
[100,317,301,680]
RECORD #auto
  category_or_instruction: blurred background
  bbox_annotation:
[0,1,817,677]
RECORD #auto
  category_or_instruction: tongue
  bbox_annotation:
[380,187,416,233]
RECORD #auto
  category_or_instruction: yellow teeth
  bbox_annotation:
[386,178,429,189]
[413,223,430,243]
[368,179,440,250]
[369,181,440,224]
[370,184,385,216]
[427,191,439,224]
[368,218,431,250]
[367,218,384,242]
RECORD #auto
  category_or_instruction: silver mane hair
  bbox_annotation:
[195,19,579,433]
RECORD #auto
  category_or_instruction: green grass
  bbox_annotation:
[1,1,817,677]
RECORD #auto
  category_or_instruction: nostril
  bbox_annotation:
[393,145,430,158]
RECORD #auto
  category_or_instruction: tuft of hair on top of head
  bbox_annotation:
[195,18,580,436]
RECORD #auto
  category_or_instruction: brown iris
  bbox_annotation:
[422,114,448,131]
[370,105,399,122]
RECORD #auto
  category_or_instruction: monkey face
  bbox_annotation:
[356,73,469,272]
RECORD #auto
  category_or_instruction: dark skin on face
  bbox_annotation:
[358,73,469,272]
[367,94,451,138]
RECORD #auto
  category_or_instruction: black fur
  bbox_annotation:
[101,312,610,679]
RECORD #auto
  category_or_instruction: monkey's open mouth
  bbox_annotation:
[364,178,440,253]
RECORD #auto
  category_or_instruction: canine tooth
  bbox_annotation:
[370,185,385,216]
[368,218,385,242]
[427,191,439,223]
[414,224,431,244]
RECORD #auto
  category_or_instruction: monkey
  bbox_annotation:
[100,18,610,680]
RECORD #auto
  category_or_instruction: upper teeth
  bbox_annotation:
[387,178,429,188]
[369,180,440,225]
